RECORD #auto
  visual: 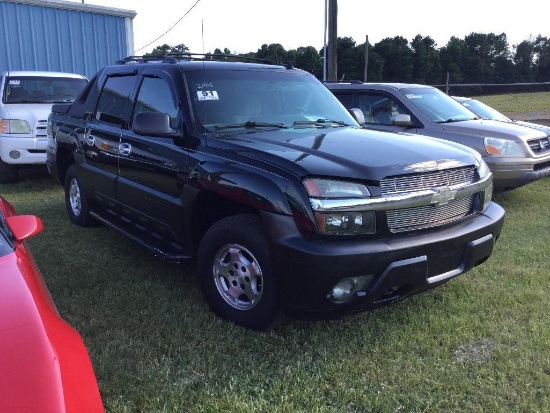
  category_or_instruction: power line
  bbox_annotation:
[135,0,202,52]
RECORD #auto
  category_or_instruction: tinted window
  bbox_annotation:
[0,209,14,256]
[185,69,357,131]
[96,75,136,126]
[356,93,407,125]
[3,76,87,104]
[134,76,179,128]
[331,91,354,108]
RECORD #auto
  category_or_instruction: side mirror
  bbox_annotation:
[348,108,365,126]
[133,112,178,137]
[6,215,43,241]
[392,114,412,126]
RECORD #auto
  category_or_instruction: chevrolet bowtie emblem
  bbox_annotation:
[431,187,457,205]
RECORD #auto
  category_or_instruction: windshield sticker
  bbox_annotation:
[197,90,219,101]
[406,94,422,99]
[9,80,21,86]
[196,82,214,89]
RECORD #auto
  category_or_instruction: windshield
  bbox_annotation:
[459,98,511,122]
[0,207,13,256]
[3,76,88,104]
[186,69,358,132]
[401,87,478,123]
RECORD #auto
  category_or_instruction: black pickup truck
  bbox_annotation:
[46,55,505,330]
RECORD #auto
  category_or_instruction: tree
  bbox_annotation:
[372,36,414,82]
[461,33,511,82]
[440,36,467,84]
[533,36,550,82]
[146,43,189,56]
[255,43,288,64]
[335,37,360,80]
[292,46,323,78]
[144,31,549,85]
[514,39,536,82]
[411,35,443,84]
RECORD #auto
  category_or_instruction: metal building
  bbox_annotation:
[0,0,136,79]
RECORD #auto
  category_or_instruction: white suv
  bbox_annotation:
[0,71,88,183]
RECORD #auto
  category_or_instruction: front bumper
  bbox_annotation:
[0,134,47,165]
[262,201,505,315]
[486,155,550,191]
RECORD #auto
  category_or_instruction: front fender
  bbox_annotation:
[185,161,296,215]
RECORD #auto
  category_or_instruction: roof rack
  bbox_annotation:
[115,53,277,66]
[323,80,364,84]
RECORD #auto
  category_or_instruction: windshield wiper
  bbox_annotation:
[293,119,349,127]
[438,118,467,124]
[214,121,287,130]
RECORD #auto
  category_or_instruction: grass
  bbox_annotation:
[2,169,550,413]
[474,91,550,114]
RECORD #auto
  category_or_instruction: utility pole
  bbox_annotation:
[364,35,369,82]
[327,0,337,81]
[323,0,327,81]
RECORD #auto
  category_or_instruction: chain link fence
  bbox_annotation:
[433,82,550,126]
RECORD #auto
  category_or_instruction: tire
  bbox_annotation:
[64,165,97,227]
[197,214,280,330]
[0,160,19,184]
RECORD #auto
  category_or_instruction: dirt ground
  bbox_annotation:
[508,110,550,126]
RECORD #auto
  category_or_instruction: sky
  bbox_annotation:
[78,0,549,55]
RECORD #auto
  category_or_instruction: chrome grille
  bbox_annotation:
[381,167,477,233]
[35,119,48,138]
[380,166,476,194]
[387,196,474,233]
[527,136,550,155]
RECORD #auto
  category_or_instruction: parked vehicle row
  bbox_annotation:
[46,54,504,330]
[325,82,550,192]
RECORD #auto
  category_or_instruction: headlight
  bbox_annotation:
[477,159,493,211]
[304,178,376,235]
[0,119,31,134]
[304,178,370,197]
[484,137,524,156]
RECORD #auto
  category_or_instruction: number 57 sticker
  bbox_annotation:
[197,90,219,101]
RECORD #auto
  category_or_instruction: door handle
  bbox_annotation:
[86,135,96,146]
[119,142,132,156]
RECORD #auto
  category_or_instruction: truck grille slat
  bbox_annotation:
[528,136,550,155]
[381,166,477,233]
[387,196,474,232]
[35,120,48,138]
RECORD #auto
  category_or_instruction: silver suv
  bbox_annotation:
[326,82,550,192]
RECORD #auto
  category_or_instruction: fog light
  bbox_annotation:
[330,275,374,302]
[9,150,21,159]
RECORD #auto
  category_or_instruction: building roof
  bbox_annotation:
[0,0,136,19]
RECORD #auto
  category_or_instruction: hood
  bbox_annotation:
[512,120,550,135]
[1,103,54,123]
[209,126,478,181]
[440,118,547,142]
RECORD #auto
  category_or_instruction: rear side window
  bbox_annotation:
[96,75,136,127]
